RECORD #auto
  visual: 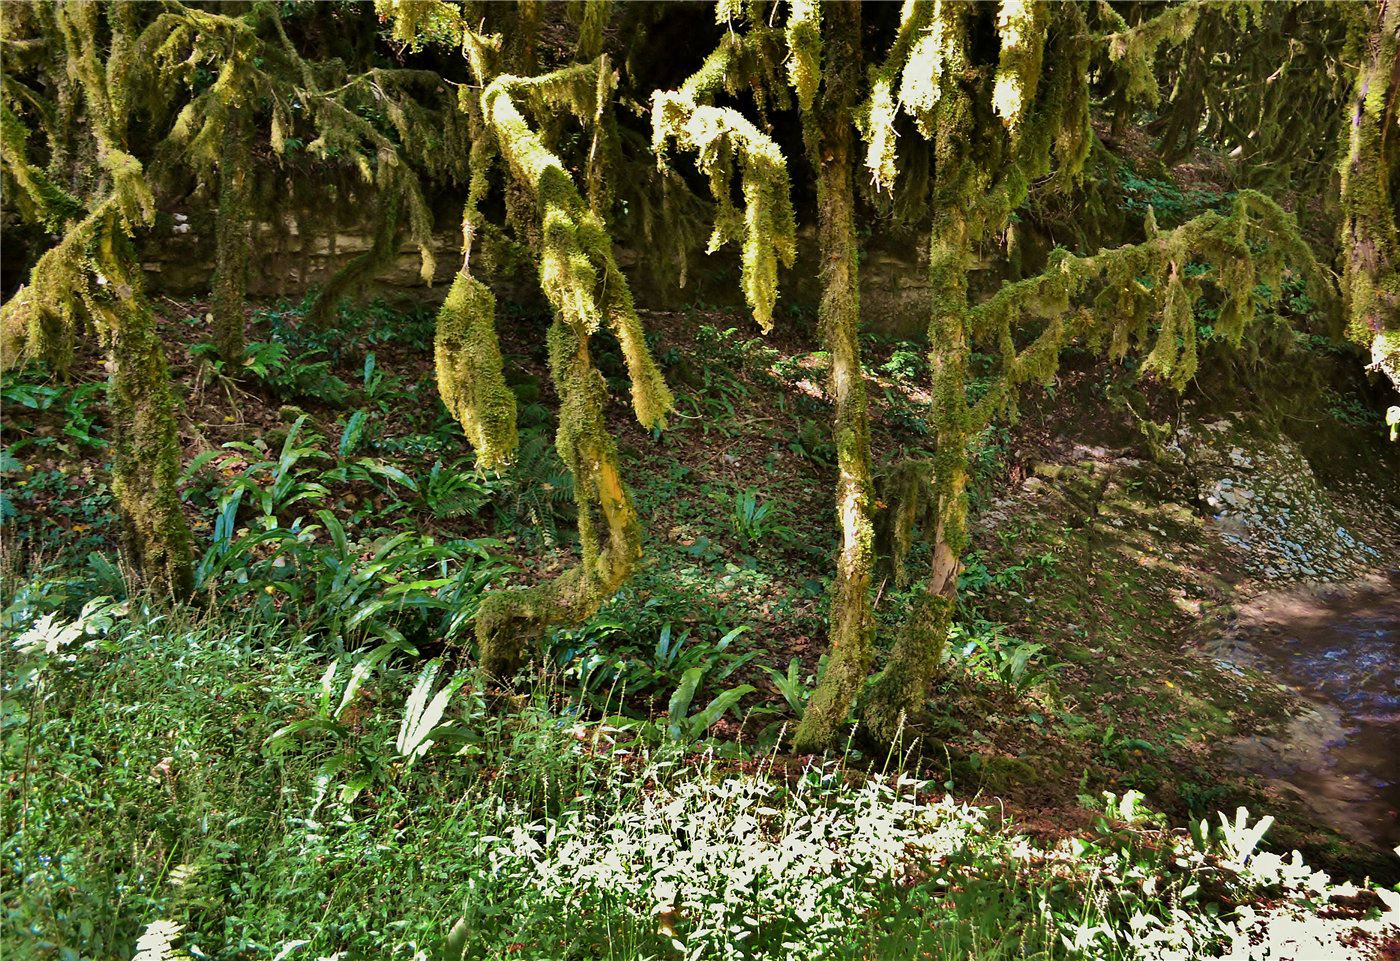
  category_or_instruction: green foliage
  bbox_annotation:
[761,655,820,717]
[6,595,1369,960]
[949,621,1066,701]
[729,486,792,547]
[1117,164,1226,226]
[663,664,754,743]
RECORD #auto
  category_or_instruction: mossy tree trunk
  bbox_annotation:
[1338,0,1399,388]
[862,207,972,744]
[99,215,195,599]
[792,1,875,754]
[473,62,672,680]
[211,111,251,364]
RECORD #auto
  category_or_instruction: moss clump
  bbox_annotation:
[434,271,518,470]
[875,460,936,589]
[652,38,797,332]
[472,58,672,677]
[862,593,953,745]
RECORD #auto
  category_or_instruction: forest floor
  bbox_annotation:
[5,286,1398,891]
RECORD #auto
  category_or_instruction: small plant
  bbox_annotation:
[215,415,330,529]
[195,340,351,405]
[664,666,754,743]
[730,487,790,547]
[396,659,468,765]
[762,656,817,716]
[951,622,1065,700]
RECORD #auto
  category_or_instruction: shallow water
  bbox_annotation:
[1235,581,1400,848]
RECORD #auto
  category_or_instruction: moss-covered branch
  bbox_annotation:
[472,60,673,678]
[652,33,797,332]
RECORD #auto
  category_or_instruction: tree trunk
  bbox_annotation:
[792,1,875,754]
[862,209,971,743]
[100,214,195,598]
[211,112,250,364]
[208,112,250,367]
[1339,0,1399,382]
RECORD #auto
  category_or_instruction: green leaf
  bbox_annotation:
[666,667,704,739]
[339,410,368,458]
[180,449,220,485]
[263,717,345,753]
[687,684,755,738]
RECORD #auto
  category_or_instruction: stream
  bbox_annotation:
[1220,576,1400,849]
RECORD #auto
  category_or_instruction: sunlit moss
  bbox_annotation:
[1336,0,1399,385]
[652,76,796,331]
[991,0,1047,134]
[474,60,673,676]
[435,272,518,470]
[785,0,821,112]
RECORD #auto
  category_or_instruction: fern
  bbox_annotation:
[396,659,465,764]
[132,921,188,961]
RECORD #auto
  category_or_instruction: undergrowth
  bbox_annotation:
[1,594,1386,961]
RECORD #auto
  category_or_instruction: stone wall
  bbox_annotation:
[141,212,940,337]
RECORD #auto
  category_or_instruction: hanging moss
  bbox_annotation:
[785,0,821,112]
[652,81,796,332]
[435,271,518,469]
[0,104,85,229]
[875,460,936,589]
[571,0,612,62]
[1102,0,1203,108]
[991,0,1047,134]
[473,59,673,678]
[857,0,935,191]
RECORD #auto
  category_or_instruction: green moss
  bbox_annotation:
[97,216,195,598]
[1336,1,1399,381]
[876,460,936,588]
[211,112,251,363]
[861,593,953,744]
[785,0,821,112]
[434,272,518,470]
[472,61,671,675]
[991,0,1047,134]
[652,36,797,332]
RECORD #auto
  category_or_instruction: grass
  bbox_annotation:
[3,592,1390,961]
